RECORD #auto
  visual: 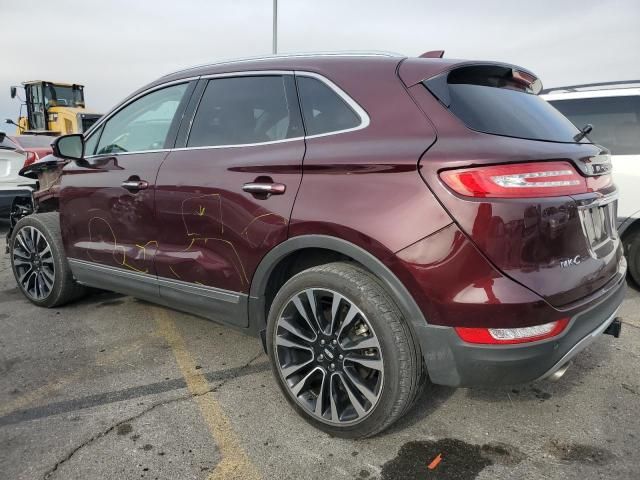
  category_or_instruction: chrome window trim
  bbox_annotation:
[68,258,243,303]
[184,70,369,148]
[295,70,370,138]
[82,70,369,159]
[199,69,293,80]
[174,136,304,152]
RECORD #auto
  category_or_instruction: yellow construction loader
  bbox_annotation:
[7,80,102,136]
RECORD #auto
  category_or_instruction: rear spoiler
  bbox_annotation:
[399,59,543,94]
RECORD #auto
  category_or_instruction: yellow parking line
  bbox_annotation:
[153,307,261,480]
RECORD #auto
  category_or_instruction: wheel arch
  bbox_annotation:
[619,214,640,238]
[248,235,429,340]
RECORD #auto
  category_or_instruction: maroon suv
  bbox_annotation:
[9,52,626,438]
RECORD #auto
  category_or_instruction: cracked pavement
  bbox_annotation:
[1,220,640,480]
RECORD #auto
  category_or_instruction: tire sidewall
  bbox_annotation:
[266,265,407,438]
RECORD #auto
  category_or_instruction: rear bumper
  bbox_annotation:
[416,269,626,387]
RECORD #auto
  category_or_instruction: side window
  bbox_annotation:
[96,83,188,155]
[296,76,361,136]
[188,75,302,148]
[83,125,102,156]
[550,96,640,155]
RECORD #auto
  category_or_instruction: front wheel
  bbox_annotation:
[266,262,423,438]
[10,213,86,307]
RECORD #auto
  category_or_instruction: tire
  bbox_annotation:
[624,228,640,287]
[266,262,424,438]
[9,212,86,307]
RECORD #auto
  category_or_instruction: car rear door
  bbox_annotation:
[60,81,195,300]
[153,73,305,326]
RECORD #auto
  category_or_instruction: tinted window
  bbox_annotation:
[96,83,188,155]
[188,76,302,147]
[296,76,361,136]
[84,126,102,156]
[549,96,640,155]
[447,84,583,142]
[424,66,582,143]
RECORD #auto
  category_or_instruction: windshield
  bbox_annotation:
[424,65,584,143]
[44,84,84,108]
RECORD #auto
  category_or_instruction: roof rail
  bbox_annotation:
[541,79,640,94]
[164,51,405,77]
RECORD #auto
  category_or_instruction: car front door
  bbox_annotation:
[60,81,194,299]
[154,74,305,326]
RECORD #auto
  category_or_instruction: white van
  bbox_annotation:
[542,81,640,285]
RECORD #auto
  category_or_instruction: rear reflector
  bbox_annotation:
[455,318,569,344]
[440,161,589,198]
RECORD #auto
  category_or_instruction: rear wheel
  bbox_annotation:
[10,213,86,307]
[625,228,640,287]
[266,262,423,438]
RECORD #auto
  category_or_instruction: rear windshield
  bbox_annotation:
[548,96,640,155]
[424,65,584,143]
[0,135,18,150]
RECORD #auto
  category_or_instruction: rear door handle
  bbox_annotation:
[121,180,149,192]
[242,182,286,196]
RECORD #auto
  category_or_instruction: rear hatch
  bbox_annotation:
[402,62,625,307]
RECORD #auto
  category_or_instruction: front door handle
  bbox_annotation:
[242,182,286,196]
[121,179,149,192]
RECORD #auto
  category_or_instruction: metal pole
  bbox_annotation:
[272,0,278,54]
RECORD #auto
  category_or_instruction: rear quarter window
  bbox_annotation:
[296,76,361,136]
[548,96,640,155]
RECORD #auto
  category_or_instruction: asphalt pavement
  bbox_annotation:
[1,220,639,480]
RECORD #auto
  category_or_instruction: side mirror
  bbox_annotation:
[52,134,84,161]
[0,131,5,143]
[10,86,17,99]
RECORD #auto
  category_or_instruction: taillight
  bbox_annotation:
[23,151,39,168]
[455,318,569,345]
[440,161,589,198]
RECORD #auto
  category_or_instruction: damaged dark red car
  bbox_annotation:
[8,52,626,437]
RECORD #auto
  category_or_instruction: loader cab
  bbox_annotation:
[10,81,99,136]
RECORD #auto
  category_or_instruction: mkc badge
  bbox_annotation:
[560,255,582,268]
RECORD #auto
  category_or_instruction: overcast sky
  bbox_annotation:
[1,0,638,127]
